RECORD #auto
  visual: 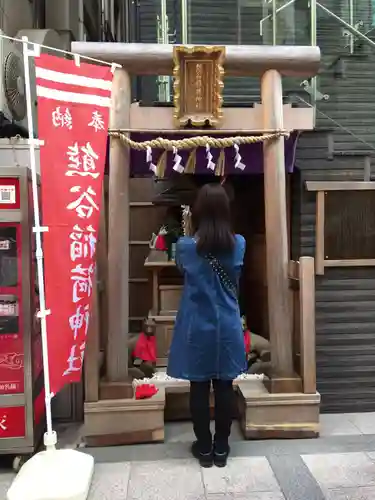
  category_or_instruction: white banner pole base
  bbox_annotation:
[7,449,94,500]
[6,36,94,500]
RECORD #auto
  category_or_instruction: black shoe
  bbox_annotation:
[191,441,213,468]
[213,444,230,468]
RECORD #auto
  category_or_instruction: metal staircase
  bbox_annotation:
[260,0,375,161]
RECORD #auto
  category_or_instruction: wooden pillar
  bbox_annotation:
[299,257,316,394]
[85,271,100,402]
[107,68,131,381]
[261,70,295,384]
[97,187,108,351]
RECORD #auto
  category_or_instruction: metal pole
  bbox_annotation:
[260,0,296,37]
[310,0,317,122]
[181,0,188,44]
[110,0,115,39]
[272,0,277,45]
[349,0,354,53]
[78,0,84,41]
[22,36,57,450]
[157,0,171,102]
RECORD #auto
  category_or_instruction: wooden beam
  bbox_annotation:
[85,272,100,402]
[71,43,320,77]
[128,104,314,132]
[306,181,375,191]
[299,257,316,394]
[288,260,300,280]
[315,191,325,275]
[97,189,108,351]
[324,259,375,267]
[107,68,131,381]
[261,70,294,378]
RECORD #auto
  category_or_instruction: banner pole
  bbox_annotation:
[22,37,56,450]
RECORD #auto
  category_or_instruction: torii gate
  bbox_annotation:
[72,41,320,446]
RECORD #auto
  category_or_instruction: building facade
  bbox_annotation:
[0,0,127,45]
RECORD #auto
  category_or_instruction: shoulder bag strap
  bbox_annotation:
[206,253,238,300]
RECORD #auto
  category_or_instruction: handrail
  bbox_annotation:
[316,2,375,50]
[294,95,375,152]
[260,0,375,51]
[260,0,296,36]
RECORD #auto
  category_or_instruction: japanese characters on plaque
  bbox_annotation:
[173,45,225,128]
[51,106,104,379]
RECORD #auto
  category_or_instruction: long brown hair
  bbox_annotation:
[192,183,234,255]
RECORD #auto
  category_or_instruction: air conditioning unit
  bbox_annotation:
[0,29,64,138]
[0,30,33,137]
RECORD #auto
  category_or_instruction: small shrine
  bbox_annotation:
[71,40,321,446]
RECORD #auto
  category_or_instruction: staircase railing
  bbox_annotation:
[296,95,375,153]
[260,0,375,50]
[260,0,375,152]
[316,2,375,48]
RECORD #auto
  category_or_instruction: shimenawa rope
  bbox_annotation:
[108,130,290,151]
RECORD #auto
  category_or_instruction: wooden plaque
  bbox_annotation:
[173,45,225,128]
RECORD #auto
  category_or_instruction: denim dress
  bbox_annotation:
[167,235,247,381]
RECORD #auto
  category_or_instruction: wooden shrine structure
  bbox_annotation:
[71,41,321,446]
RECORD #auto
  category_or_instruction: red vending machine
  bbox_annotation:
[0,166,44,469]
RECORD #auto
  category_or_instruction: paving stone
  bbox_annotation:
[206,494,284,500]
[236,494,285,500]
[164,421,242,444]
[202,457,280,495]
[0,473,15,499]
[127,459,204,500]
[348,414,375,435]
[268,453,325,500]
[88,462,130,500]
[320,414,362,437]
[325,486,375,499]
[302,452,375,489]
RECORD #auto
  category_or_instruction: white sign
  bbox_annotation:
[0,186,16,204]
[0,240,10,250]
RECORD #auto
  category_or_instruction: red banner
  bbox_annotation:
[35,54,112,395]
[0,406,25,438]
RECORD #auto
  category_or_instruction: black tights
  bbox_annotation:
[190,379,234,454]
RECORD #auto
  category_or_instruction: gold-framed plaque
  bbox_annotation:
[173,45,225,128]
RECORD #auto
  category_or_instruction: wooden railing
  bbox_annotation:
[289,257,317,394]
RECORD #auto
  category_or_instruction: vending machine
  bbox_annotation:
[0,166,44,469]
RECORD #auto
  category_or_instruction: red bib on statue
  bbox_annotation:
[133,333,157,363]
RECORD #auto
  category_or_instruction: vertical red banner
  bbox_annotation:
[35,54,112,396]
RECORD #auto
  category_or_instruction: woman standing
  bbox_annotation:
[167,183,246,468]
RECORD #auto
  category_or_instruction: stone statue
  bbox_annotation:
[247,332,271,376]
[242,316,271,376]
[128,317,157,380]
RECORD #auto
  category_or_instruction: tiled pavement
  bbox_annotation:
[3,413,375,499]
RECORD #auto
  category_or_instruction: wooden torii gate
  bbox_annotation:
[72,41,321,446]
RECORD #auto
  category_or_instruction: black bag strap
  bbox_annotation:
[206,253,238,300]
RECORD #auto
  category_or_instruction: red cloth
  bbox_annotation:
[244,330,251,354]
[155,234,167,251]
[135,384,158,400]
[133,332,157,363]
